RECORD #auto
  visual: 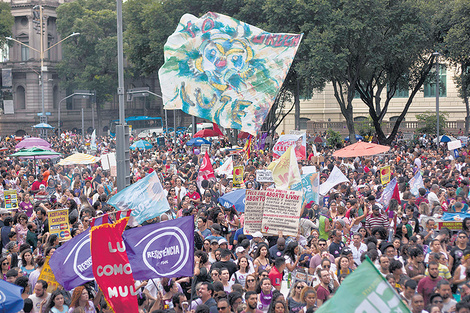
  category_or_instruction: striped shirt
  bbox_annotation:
[365,213,389,230]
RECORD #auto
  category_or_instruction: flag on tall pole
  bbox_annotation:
[315,257,410,313]
[377,177,398,207]
[197,150,215,189]
[267,146,301,190]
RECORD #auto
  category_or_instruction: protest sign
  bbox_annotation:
[448,140,462,151]
[256,169,274,183]
[380,166,391,185]
[123,216,194,279]
[48,208,71,241]
[273,133,306,160]
[261,188,302,237]
[38,256,59,292]
[200,144,210,154]
[91,217,138,313]
[301,166,316,174]
[233,166,244,187]
[244,190,266,235]
[291,173,320,205]
[4,189,18,209]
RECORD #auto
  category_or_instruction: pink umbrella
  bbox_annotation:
[15,137,51,150]
[332,141,390,158]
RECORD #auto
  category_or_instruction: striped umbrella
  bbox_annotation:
[58,153,100,165]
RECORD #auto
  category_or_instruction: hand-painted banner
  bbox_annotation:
[215,156,233,176]
[48,208,71,241]
[267,146,301,190]
[91,217,138,313]
[38,256,59,293]
[108,172,170,225]
[123,216,194,280]
[49,229,93,290]
[159,12,303,135]
[273,134,306,160]
[244,190,266,235]
[261,188,302,237]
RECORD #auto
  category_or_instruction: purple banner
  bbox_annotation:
[123,216,194,280]
[49,229,93,290]
[49,215,111,290]
[256,133,268,150]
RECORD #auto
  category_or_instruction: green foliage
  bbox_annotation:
[415,111,448,134]
[0,2,13,46]
[356,117,375,137]
[326,129,342,148]
[56,0,117,106]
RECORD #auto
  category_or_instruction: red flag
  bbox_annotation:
[197,151,215,189]
[91,217,138,313]
[392,183,401,204]
[212,123,224,137]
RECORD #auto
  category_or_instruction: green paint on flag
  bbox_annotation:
[315,257,410,313]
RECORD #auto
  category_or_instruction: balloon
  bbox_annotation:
[194,149,200,155]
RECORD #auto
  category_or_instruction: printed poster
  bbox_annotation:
[233,166,244,187]
[380,166,391,185]
[273,133,306,160]
[256,169,274,183]
[38,256,60,292]
[4,189,18,209]
[48,209,71,241]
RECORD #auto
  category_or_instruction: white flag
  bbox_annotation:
[215,157,233,176]
[319,166,349,195]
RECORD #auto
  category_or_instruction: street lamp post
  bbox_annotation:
[433,51,440,144]
[58,92,95,135]
[6,11,79,138]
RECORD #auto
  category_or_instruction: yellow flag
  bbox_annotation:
[267,146,301,190]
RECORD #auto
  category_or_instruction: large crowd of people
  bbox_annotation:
[2,130,470,313]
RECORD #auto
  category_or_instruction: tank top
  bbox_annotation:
[319,216,328,240]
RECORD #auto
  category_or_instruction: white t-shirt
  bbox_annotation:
[28,293,51,313]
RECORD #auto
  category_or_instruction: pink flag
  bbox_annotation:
[197,151,215,189]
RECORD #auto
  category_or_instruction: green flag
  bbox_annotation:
[315,257,410,313]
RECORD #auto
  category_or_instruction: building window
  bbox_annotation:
[16,86,26,110]
[388,84,409,98]
[53,85,58,109]
[354,116,368,122]
[20,41,29,61]
[424,65,446,97]
[389,116,404,122]
[299,117,310,130]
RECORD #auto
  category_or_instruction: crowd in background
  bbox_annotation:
[1,130,470,313]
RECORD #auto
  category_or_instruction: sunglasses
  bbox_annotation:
[432,300,443,304]
[261,274,268,277]
[318,243,326,246]
[296,286,303,289]
[217,307,227,311]
[2,262,9,265]
[323,265,331,268]
[247,279,255,282]
[459,236,468,239]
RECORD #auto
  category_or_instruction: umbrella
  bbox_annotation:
[130,140,153,150]
[186,137,211,146]
[344,134,364,141]
[433,135,457,143]
[58,153,100,165]
[333,141,390,158]
[218,189,246,212]
[10,147,61,159]
[32,123,54,129]
[194,129,219,138]
[0,279,24,313]
[15,137,51,150]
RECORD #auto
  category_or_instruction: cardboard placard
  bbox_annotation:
[244,190,266,235]
[261,188,302,237]
[448,140,462,151]
[38,256,59,292]
[200,144,210,154]
[256,169,274,183]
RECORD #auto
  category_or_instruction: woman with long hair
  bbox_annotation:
[0,256,9,280]
[203,239,211,254]
[336,256,352,276]
[257,277,273,313]
[20,249,35,277]
[41,289,69,313]
[15,213,28,245]
[219,267,233,293]
[69,286,95,313]
[268,300,288,313]
[253,243,272,275]
[287,281,306,313]
[244,274,257,293]
[234,256,252,287]
[161,278,179,310]
[284,241,300,274]
[19,192,34,217]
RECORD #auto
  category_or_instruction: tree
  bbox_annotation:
[0,2,13,46]
[298,0,441,144]
[442,0,470,134]
[56,0,117,133]
[416,111,448,134]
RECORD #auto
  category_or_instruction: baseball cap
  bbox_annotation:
[0,209,9,215]
[252,231,263,238]
[211,239,219,244]
[218,238,228,245]
[235,246,245,254]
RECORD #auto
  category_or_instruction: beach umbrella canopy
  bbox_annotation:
[58,153,100,165]
[194,129,219,138]
[32,123,54,129]
[130,140,153,150]
[0,280,24,313]
[333,141,390,158]
[186,137,211,146]
[218,189,246,212]
[344,134,364,141]
[15,137,51,150]
[238,131,250,139]
[433,135,457,143]
[10,147,61,159]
